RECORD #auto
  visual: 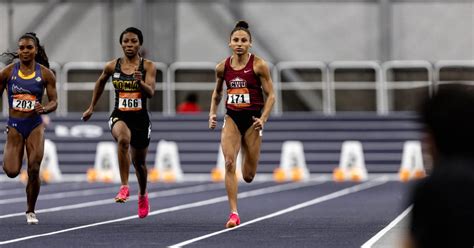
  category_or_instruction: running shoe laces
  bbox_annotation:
[26,212,38,225]
[115,185,130,203]
[138,193,150,218]
[225,212,240,228]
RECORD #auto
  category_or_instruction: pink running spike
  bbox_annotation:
[114,185,130,203]
[225,213,240,228]
[138,193,150,218]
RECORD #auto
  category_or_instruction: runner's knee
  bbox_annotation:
[224,158,235,173]
[27,164,40,179]
[243,174,254,183]
[133,161,147,172]
[117,136,130,150]
[3,166,20,178]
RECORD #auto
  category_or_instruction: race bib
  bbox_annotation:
[13,94,36,112]
[118,92,142,111]
[227,88,251,108]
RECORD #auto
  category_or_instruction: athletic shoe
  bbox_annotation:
[26,212,38,225]
[225,213,240,228]
[115,185,130,203]
[138,193,150,218]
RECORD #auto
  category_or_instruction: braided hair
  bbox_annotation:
[1,32,50,68]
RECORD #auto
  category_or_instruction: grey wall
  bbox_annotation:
[392,2,474,60]
[0,1,472,64]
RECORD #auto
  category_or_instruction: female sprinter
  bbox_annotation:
[82,27,156,218]
[0,32,58,224]
[208,21,275,228]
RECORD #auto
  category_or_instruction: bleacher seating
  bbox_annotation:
[0,112,423,175]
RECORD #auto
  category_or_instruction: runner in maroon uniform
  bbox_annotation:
[208,21,275,228]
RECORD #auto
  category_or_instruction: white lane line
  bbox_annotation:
[0,182,85,196]
[0,186,120,204]
[360,205,413,248]
[0,183,224,219]
[0,182,205,205]
[168,178,388,248]
[0,188,25,196]
[0,180,326,245]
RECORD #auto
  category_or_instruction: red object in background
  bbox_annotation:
[177,102,201,113]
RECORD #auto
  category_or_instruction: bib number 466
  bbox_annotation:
[121,99,139,108]
[118,92,142,111]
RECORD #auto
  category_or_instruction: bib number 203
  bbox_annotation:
[15,100,33,109]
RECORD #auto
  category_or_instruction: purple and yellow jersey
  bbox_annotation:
[7,62,44,112]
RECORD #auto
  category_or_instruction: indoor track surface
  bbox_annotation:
[0,175,413,248]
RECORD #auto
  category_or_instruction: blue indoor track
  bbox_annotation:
[0,176,413,248]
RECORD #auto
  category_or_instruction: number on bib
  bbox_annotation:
[227,88,251,108]
[13,94,36,112]
[118,92,142,111]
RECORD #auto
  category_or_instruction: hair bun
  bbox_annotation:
[235,21,249,29]
[26,32,37,37]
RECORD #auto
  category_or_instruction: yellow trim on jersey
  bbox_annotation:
[18,70,36,80]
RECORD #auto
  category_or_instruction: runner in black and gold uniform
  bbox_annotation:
[82,27,156,218]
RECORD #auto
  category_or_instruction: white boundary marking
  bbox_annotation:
[360,205,413,248]
[0,182,223,205]
[168,178,388,247]
[0,173,400,183]
[0,188,25,196]
[0,182,84,196]
[0,180,326,245]
[0,186,120,205]
[0,183,225,219]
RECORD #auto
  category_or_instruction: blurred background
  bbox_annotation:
[0,0,472,176]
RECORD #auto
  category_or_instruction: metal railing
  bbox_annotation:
[433,60,474,91]
[3,60,474,116]
[328,61,384,114]
[382,60,432,112]
[274,61,328,115]
[60,61,167,116]
[168,61,274,116]
[60,62,107,116]
[167,62,217,116]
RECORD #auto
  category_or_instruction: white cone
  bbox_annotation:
[273,141,309,182]
[333,141,367,182]
[151,140,183,182]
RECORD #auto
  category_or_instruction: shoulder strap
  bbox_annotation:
[138,57,145,72]
[114,58,121,71]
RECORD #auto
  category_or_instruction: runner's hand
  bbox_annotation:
[209,114,217,130]
[34,102,46,114]
[134,69,143,82]
[81,107,93,121]
[252,116,264,130]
